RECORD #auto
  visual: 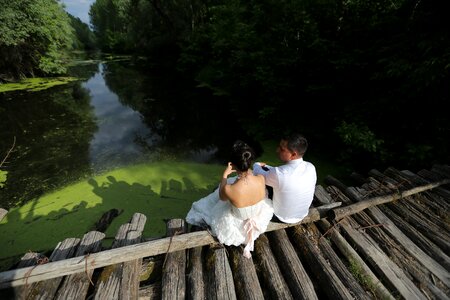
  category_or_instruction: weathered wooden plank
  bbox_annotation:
[55,231,105,300]
[120,213,147,300]
[339,218,427,300]
[8,253,46,300]
[377,202,450,271]
[0,208,7,222]
[335,173,450,286]
[317,219,395,300]
[387,198,450,252]
[138,282,161,300]
[329,178,450,220]
[328,175,450,297]
[93,212,146,300]
[314,185,332,204]
[307,223,372,300]
[0,203,340,288]
[291,225,358,300]
[366,202,450,286]
[401,170,450,200]
[161,219,186,300]
[26,238,81,300]
[227,246,264,300]
[267,229,318,299]
[253,234,293,299]
[0,231,214,288]
[383,168,450,231]
[205,246,236,300]
[186,226,205,300]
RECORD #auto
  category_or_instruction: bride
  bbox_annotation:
[186,140,274,258]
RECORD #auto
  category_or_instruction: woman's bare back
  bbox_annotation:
[227,173,266,208]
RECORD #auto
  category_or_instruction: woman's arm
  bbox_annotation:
[219,162,235,200]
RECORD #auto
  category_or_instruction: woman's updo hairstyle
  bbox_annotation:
[230,140,255,172]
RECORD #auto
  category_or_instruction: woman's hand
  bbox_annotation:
[222,162,236,178]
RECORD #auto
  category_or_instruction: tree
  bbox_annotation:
[0,0,74,80]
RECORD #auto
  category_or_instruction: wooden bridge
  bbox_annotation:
[0,165,449,299]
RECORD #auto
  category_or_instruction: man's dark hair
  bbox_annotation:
[283,133,308,156]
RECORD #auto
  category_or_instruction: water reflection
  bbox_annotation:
[0,58,260,208]
[0,82,97,207]
[85,64,156,171]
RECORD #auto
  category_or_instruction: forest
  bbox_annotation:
[1,0,448,174]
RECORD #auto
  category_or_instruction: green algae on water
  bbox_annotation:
[0,161,222,271]
[0,77,79,93]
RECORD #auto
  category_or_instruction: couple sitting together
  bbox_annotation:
[186,133,317,258]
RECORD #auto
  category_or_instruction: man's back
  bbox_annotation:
[254,158,316,223]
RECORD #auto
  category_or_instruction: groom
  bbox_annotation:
[253,133,317,223]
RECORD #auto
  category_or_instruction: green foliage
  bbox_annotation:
[89,0,132,52]
[67,14,97,50]
[80,0,450,171]
[0,0,74,79]
[0,170,6,188]
[336,121,384,153]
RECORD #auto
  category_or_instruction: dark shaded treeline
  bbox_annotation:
[1,0,448,176]
[89,0,448,174]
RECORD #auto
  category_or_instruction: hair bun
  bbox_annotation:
[242,150,251,161]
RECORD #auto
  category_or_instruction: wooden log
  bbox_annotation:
[347,194,449,297]
[266,202,342,232]
[0,203,340,288]
[267,229,318,299]
[138,282,161,300]
[326,175,368,202]
[401,170,450,210]
[339,218,427,300]
[186,226,205,300]
[351,188,450,296]
[329,179,450,221]
[354,207,449,299]
[290,225,357,300]
[93,212,146,300]
[227,246,264,299]
[8,253,46,300]
[350,172,368,185]
[306,223,372,300]
[205,245,236,300]
[54,231,105,300]
[26,238,81,300]
[253,234,293,299]
[386,197,450,253]
[0,208,7,222]
[369,203,450,282]
[377,203,450,271]
[335,173,450,283]
[316,219,394,300]
[314,185,332,204]
[161,219,187,300]
[383,168,450,231]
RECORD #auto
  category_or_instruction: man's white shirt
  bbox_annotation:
[253,158,317,223]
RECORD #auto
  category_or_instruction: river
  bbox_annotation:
[0,56,255,209]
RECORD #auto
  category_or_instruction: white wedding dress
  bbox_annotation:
[186,177,274,258]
